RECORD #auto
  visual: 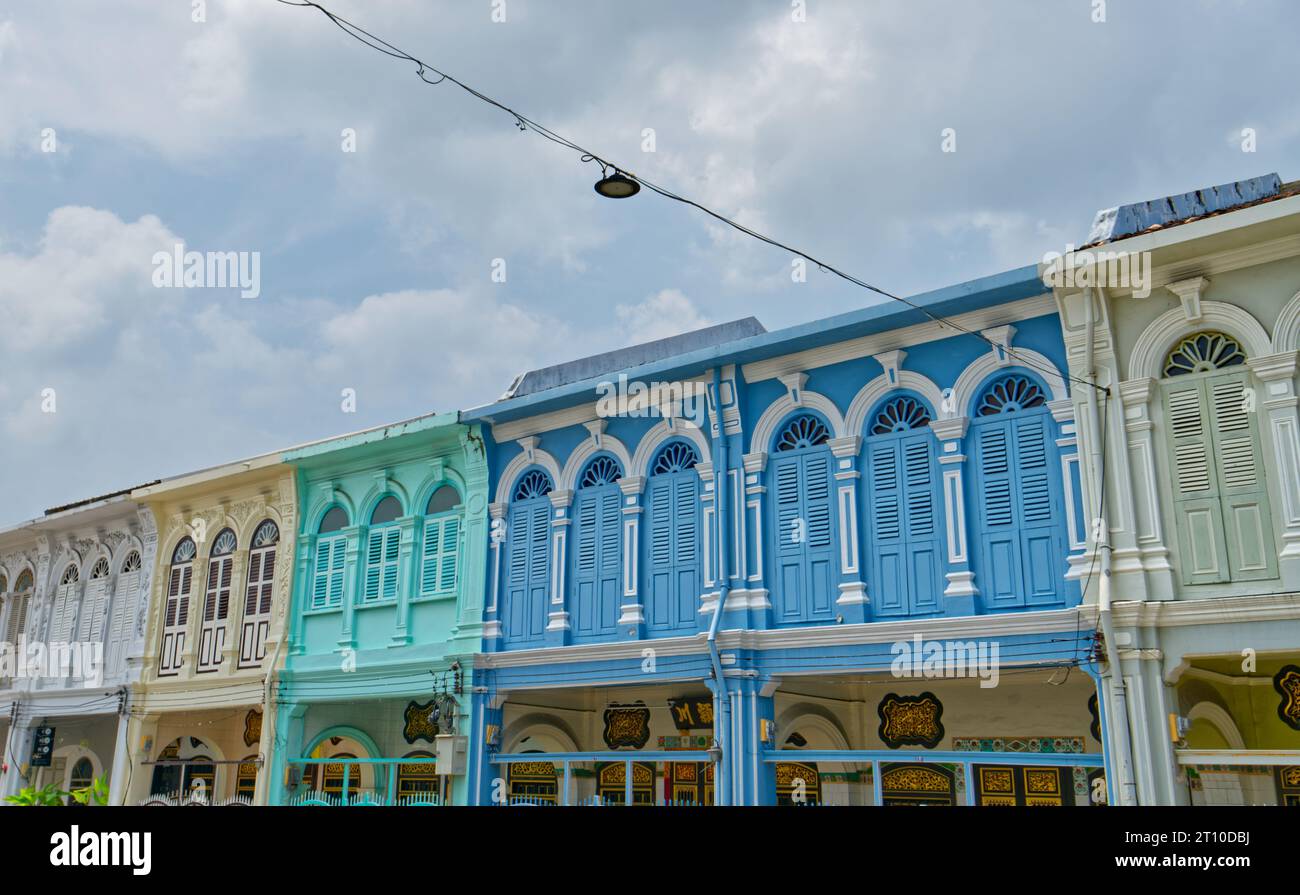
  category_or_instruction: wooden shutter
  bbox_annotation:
[1163,379,1229,584]
[107,568,140,673]
[572,488,620,638]
[868,435,942,618]
[4,592,28,644]
[421,515,461,595]
[363,527,400,601]
[506,501,551,643]
[1165,372,1278,584]
[159,563,192,675]
[239,545,276,667]
[772,452,835,623]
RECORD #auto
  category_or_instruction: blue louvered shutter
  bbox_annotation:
[868,440,905,616]
[572,487,620,639]
[672,474,699,628]
[1012,415,1062,604]
[901,437,942,614]
[975,412,1064,608]
[773,452,835,623]
[975,419,1020,607]
[647,480,673,630]
[506,501,550,644]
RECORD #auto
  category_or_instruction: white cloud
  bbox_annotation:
[614,288,712,343]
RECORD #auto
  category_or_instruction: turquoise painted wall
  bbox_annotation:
[269,413,489,805]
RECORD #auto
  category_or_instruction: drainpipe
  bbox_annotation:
[706,367,732,806]
[1084,285,1138,806]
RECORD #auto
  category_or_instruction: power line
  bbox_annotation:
[272,0,1104,396]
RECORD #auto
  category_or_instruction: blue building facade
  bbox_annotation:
[466,268,1109,807]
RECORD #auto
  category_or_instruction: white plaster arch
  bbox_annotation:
[1187,700,1246,750]
[1129,301,1272,381]
[503,714,581,754]
[951,349,1069,419]
[1273,288,1300,353]
[356,480,414,523]
[750,390,848,454]
[495,443,563,506]
[149,734,227,800]
[304,488,358,535]
[412,465,470,516]
[775,706,853,751]
[109,534,145,572]
[52,744,103,792]
[845,370,948,437]
[559,430,635,492]
[631,417,713,479]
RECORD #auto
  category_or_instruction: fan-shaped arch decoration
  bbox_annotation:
[651,441,700,475]
[775,414,831,452]
[976,376,1047,417]
[15,570,33,591]
[870,396,932,435]
[60,564,80,585]
[90,557,110,579]
[513,470,554,501]
[1163,331,1248,377]
[211,528,237,556]
[252,519,279,547]
[172,538,197,564]
[121,550,142,573]
[579,456,623,488]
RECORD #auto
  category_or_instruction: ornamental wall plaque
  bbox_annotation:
[404,700,439,744]
[877,692,944,749]
[603,703,651,750]
[1274,665,1300,731]
[243,709,263,748]
[667,697,714,730]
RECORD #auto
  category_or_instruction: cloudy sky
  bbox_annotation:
[1,0,1297,525]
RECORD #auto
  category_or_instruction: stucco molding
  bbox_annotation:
[1128,300,1272,381]
[749,389,847,453]
[494,439,563,506]
[1273,288,1300,353]
[629,417,713,479]
[844,369,948,438]
[950,348,1069,418]
[558,430,634,492]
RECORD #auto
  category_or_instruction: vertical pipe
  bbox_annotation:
[1084,285,1138,806]
[706,368,733,806]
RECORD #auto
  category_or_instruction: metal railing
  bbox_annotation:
[285,756,443,806]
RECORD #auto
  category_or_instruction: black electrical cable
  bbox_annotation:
[273,0,1103,396]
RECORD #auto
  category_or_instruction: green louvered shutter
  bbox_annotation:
[1207,373,1277,580]
[421,515,460,595]
[1164,378,1230,584]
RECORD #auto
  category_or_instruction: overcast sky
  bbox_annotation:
[1,0,1298,526]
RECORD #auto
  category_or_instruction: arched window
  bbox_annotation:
[397,751,439,804]
[1160,332,1275,584]
[969,373,1066,608]
[239,519,279,668]
[69,757,95,793]
[311,507,348,611]
[48,563,81,644]
[864,396,942,617]
[4,570,33,649]
[571,456,623,640]
[421,485,462,597]
[106,550,143,675]
[76,557,112,643]
[197,529,237,672]
[770,413,836,623]
[236,756,259,801]
[363,497,403,603]
[505,470,553,645]
[159,538,196,675]
[645,441,701,633]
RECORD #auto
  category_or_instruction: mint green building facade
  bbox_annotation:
[268,413,489,805]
